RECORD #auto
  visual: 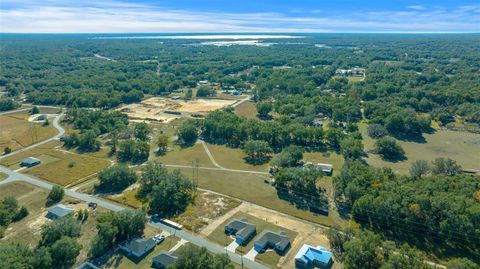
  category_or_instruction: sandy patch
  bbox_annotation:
[117,97,236,122]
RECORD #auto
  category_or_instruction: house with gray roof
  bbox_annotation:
[47,204,73,219]
[224,218,256,245]
[20,157,41,167]
[152,251,177,269]
[254,230,291,254]
[119,238,156,258]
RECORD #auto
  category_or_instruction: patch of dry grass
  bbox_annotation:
[206,143,272,172]
[234,101,258,119]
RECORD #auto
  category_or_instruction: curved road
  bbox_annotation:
[0,108,268,269]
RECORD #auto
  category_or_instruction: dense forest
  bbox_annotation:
[1,34,480,265]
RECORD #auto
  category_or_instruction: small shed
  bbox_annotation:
[152,251,177,269]
[20,157,41,167]
[47,204,74,219]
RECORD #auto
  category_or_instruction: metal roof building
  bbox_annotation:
[294,244,333,269]
[20,157,41,167]
[47,204,74,219]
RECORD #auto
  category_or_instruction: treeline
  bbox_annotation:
[0,197,29,238]
[326,227,479,269]
[334,159,480,259]
[0,98,19,112]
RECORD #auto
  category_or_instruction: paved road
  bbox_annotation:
[0,110,65,161]
[0,166,268,269]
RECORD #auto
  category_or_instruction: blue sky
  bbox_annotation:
[1,0,479,33]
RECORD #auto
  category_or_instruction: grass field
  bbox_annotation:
[207,212,298,268]
[0,172,7,181]
[0,111,58,152]
[157,143,215,168]
[168,167,345,227]
[359,123,480,174]
[0,141,111,186]
[234,101,258,119]
[206,143,272,172]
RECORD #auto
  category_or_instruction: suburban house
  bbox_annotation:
[294,244,333,269]
[20,157,41,167]
[119,238,156,258]
[254,230,291,254]
[224,218,256,245]
[47,204,74,219]
[152,251,177,269]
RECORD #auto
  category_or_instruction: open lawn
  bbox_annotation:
[168,167,346,228]
[206,143,271,172]
[0,111,58,152]
[0,172,7,181]
[234,101,258,119]
[207,212,298,268]
[157,143,215,168]
[0,141,111,186]
[359,123,480,174]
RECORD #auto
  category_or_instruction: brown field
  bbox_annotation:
[118,97,236,123]
[234,101,258,119]
[0,112,58,152]
[0,141,111,186]
[359,123,480,174]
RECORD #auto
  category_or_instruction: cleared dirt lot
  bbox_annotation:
[118,97,236,122]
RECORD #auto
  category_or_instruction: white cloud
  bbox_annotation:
[0,0,479,33]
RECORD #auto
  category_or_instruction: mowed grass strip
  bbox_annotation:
[0,113,57,152]
[207,212,298,268]
[0,140,111,186]
[168,167,343,227]
[234,101,258,119]
[359,123,480,174]
[206,143,271,172]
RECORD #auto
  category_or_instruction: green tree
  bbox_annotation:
[271,145,303,167]
[89,222,117,258]
[50,236,82,267]
[374,136,405,161]
[177,121,198,146]
[367,124,388,139]
[326,226,356,261]
[149,171,195,217]
[96,165,137,192]
[31,106,40,114]
[134,122,151,141]
[343,231,386,269]
[3,146,12,155]
[446,258,480,269]
[156,133,169,154]
[47,185,64,205]
[185,89,193,99]
[243,140,272,165]
[256,102,272,118]
[40,216,81,246]
[340,137,364,160]
[431,157,462,176]
[174,243,234,269]
[78,130,100,152]
[409,160,430,178]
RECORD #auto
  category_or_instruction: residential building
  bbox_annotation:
[294,244,333,269]
[224,218,256,245]
[254,230,291,254]
[47,204,74,219]
[152,251,177,269]
[119,238,156,258]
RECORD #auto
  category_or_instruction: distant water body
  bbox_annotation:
[94,34,304,40]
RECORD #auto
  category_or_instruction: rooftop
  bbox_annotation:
[254,230,290,252]
[47,204,73,219]
[294,244,333,266]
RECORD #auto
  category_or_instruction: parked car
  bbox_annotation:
[153,234,165,244]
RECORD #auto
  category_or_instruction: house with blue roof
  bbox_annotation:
[294,244,333,269]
